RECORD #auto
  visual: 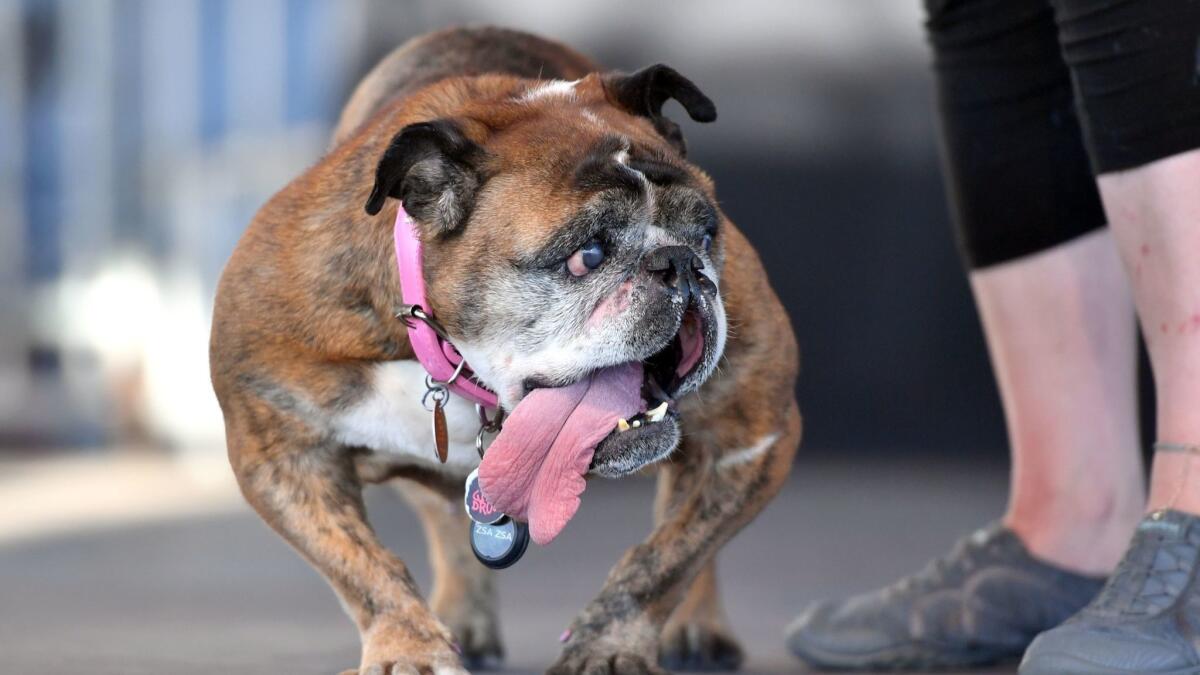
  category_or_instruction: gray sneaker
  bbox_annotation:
[1020,510,1200,675]
[786,524,1104,670]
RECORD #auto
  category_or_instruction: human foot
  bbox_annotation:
[1020,509,1200,674]
[786,524,1104,670]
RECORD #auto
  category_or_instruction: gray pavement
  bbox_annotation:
[0,454,1020,674]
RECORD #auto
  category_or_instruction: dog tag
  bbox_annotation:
[430,395,448,464]
[470,518,530,569]
[464,468,504,525]
[463,468,528,568]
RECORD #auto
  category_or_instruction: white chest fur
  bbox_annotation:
[332,361,483,473]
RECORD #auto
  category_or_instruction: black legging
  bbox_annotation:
[925,0,1200,268]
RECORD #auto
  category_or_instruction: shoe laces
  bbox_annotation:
[891,526,1002,596]
[1089,511,1200,618]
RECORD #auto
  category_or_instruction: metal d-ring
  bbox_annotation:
[425,358,467,390]
[474,403,505,457]
[397,304,453,343]
[476,403,503,430]
[421,385,448,412]
[420,359,466,412]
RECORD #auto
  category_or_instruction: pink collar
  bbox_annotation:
[394,206,498,408]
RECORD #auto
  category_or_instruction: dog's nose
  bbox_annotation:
[644,245,701,285]
[644,245,704,305]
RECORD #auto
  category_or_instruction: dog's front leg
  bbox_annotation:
[548,399,801,675]
[229,418,464,675]
[396,481,504,669]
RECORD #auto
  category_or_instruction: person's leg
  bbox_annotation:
[787,0,1130,669]
[926,0,1146,571]
[787,232,1140,671]
[1015,0,1200,672]
[973,230,1143,575]
[1098,153,1200,515]
[1020,152,1200,675]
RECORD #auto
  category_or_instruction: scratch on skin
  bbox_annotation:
[1172,313,1200,335]
[1135,244,1150,279]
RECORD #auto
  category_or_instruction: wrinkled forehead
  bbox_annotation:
[476,113,708,253]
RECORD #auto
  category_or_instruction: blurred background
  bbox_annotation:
[0,0,994,456]
[0,1,1110,673]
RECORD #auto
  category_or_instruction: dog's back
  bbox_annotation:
[333,26,597,147]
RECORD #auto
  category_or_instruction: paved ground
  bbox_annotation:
[0,453,1020,674]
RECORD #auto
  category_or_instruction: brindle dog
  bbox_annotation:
[210,26,800,675]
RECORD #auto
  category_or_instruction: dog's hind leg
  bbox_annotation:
[548,399,801,675]
[658,561,744,671]
[653,459,744,672]
[395,480,504,670]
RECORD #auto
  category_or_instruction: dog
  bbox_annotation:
[210,26,800,675]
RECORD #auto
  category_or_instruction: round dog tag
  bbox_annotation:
[470,518,530,569]
[463,468,505,525]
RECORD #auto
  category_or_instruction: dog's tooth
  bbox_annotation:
[647,401,669,422]
[632,419,642,428]
[617,418,630,432]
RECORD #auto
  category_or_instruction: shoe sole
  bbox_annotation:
[1021,652,1200,675]
[787,631,1019,671]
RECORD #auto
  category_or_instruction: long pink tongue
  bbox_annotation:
[477,362,642,544]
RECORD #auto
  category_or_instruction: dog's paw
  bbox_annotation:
[547,610,664,675]
[658,620,744,672]
[444,612,504,670]
[547,649,668,675]
[342,617,467,675]
[339,666,468,675]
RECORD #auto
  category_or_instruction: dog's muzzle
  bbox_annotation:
[643,245,715,309]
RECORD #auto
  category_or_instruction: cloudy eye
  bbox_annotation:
[567,239,605,277]
[702,233,714,252]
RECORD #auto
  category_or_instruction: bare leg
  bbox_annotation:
[1019,150,1200,674]
[971,229,1144,574]
[1097,149,1200,516]
[786,232,1135,668]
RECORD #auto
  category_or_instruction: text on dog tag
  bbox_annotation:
[470,518,529,569]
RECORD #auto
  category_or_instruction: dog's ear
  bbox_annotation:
[364,119,486,234]
[603,64,717,156]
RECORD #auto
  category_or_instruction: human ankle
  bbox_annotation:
[1147,447,1200,517]
[1005,486,1144,575]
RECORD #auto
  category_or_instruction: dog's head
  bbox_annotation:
[364,65,726,477]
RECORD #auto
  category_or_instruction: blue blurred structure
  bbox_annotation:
[1,0,370,447]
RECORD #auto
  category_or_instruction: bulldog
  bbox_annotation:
[210,26,800,675]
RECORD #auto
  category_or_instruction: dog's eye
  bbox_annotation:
[702,233,714,252]
[567,239,605,277]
